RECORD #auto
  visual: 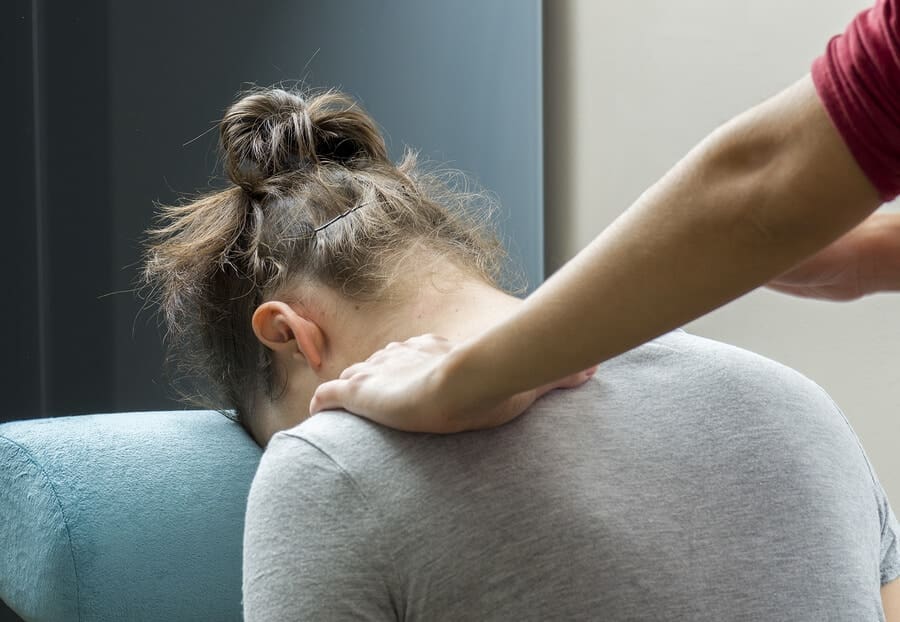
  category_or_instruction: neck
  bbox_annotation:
[371,280,523,346]
[254,272,523,445]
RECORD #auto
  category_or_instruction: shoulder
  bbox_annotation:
[245,424,358,526]
[251,414,376,495]
[624,330,837,407]
[255,411,420,496]
[650,331,882,483]
[628,331,880,476]
[243,416,400,621]
[244,416,392,575]
[278,410,413,467]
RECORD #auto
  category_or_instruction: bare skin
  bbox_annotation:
[885,578,900,622]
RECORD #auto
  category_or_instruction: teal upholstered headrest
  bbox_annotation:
[0,411,262,621]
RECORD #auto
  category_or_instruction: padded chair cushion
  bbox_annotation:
[0,411,262,621]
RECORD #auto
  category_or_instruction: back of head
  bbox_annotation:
[142,87,506,430]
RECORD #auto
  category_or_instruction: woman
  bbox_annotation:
[144,88,899,620]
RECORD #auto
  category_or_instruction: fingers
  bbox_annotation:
[408,333,450,344]
[414,334,452,351]
[536,365,599,397]
[339,361,369,380]
[391,334,452,352]
[310,379,349,415]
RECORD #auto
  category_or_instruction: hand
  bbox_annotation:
[767,212,890,301]
[310,334,598,433]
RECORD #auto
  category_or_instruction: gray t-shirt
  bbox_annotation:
[243,330,900,621]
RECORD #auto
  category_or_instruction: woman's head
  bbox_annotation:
[143,87,507,435]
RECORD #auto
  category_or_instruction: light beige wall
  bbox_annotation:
[544,0,900,502]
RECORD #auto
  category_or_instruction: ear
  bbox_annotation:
[251,301,324,371]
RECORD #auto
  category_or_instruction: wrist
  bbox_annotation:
[432,339,503,430]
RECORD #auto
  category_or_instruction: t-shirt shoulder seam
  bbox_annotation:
[270,431,406,616]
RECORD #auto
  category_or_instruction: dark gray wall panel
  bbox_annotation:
[42,1,114,416]
[0,0,32,603]
[5,0,42,424]
[5,0,114,422]
[11,0,541,415]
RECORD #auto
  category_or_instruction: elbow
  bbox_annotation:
[697,75,883,258]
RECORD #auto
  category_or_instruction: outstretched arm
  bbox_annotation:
[443,75,879,400]
[311,75,881,431]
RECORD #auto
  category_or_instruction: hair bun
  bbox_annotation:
[220,88,389,192]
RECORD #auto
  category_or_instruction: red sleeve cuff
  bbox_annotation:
[811,0,900,202]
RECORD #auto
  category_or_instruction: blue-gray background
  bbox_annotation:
[7,0,543,424]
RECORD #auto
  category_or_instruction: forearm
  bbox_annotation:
[446,76,882,403]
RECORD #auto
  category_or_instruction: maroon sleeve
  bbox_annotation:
[812,0,900,202]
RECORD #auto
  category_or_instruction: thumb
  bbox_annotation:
[536,365,599,397]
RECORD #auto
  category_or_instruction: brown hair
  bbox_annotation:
[142,87,507,428]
